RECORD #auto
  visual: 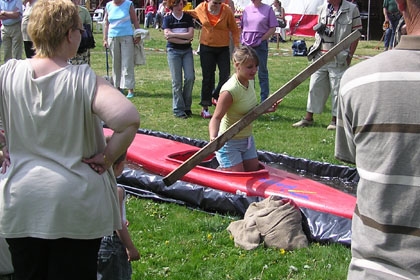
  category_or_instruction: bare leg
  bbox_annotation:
[243,158,260,172]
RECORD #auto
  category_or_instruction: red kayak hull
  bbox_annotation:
[104,129,356,219]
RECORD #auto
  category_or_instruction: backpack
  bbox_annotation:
[292,40,307,56]
[77,24,96,54]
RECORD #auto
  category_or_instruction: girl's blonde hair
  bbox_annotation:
[28,0,81,58]
[232,46,259,66]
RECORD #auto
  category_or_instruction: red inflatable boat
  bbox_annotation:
[104,128,356,219]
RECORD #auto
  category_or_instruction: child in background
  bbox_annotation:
[154,0,169,30]
[144,0,157,28]
[97,141,140,280]
[209,46,280,172]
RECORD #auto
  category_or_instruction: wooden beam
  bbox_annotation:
[163,30,361,186]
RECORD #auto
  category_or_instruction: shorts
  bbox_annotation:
[216,136,257,168]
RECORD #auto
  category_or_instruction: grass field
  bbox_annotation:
[14,26,382,279]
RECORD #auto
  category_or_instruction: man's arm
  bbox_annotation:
[0,8,21,20]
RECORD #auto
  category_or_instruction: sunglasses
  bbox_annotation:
[212,1,222,4]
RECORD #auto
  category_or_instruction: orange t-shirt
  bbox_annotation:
[207,7,222,26]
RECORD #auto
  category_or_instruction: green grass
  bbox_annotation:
[86,27,382,279]
[126,199,352,280]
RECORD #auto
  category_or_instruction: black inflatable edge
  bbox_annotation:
[118,168,352,246]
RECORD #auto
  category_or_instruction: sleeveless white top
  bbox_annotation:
[0,60,121,239]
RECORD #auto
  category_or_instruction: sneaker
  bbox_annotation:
[201,109,212,119]
[155,25,159,30]
[126,92,134,98]
[185,110,192,117]
[292,118,313,127]
[211,98,218,106]
[327,122,336,130]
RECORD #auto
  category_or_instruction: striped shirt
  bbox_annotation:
[335,35,420,279]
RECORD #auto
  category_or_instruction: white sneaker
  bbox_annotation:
[201,109,212,119]
[327,122,336,130]
[292,118,313,127]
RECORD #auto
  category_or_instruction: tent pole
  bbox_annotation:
[367,0,371,41]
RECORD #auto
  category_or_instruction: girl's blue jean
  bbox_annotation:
[166,47,195,116]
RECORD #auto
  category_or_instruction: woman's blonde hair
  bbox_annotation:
[28,0,81,58]
[233,46,259,66]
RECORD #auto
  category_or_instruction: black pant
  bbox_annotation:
[7,237,101,280]
[199,44,230,106]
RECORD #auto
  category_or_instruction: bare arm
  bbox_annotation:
[103,11,109,47]
[116,187,140,261]
[164,27,194,40]
[164,27,194,45]
[261,27,276,41]
[0,132,9,173]
[280,7,285,19]
[83,77,140,173]
[209,91,233,141]
[130,4,141,30]
[346,38,359,65]
[0,8,20,20]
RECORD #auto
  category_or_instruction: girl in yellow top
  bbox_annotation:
[209,46,279,172]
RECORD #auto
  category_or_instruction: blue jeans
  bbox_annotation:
[252,40,269,102]
[384,13,401,48]
[167,47,195,116]
[97,234,132,280]
[145,12,154,28]
[199,44,230,105]
[155,13,163,28]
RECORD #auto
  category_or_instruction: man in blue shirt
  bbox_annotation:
[0,0,23,62]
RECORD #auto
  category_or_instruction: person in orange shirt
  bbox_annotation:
[187,0,239,119]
